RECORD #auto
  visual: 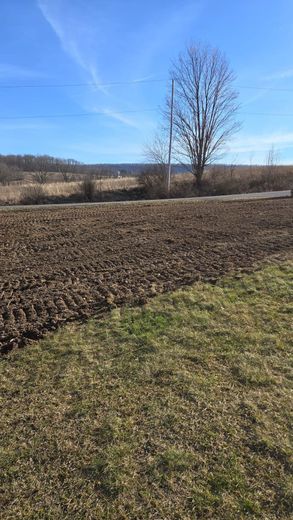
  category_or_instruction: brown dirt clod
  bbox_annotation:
[0,198,292,353]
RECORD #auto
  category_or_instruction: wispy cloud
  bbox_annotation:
[36,0,201,135]
[132,75,156,83]
[136,0,202,72]
[37,1,160,127]
[240,89,269,107]
[229,132,293,154]
[0,64,43,80]
[37,0,107,93]
[263,68,293,81]
[0,121,53,130]
[100,109,140,128]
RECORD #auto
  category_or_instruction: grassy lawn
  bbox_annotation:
[0,261,292,519]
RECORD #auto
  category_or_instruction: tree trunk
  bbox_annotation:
[193,165,204,194]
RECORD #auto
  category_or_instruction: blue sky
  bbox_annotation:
[1,0,293,164]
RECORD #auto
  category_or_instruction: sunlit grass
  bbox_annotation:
[0,177,139,204]
[0,261,292,519]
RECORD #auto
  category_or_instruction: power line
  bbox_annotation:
[0,78,292,92]
[0,78,169,89]
[237,85,293,93]
[0,108,292,121]
[240,111,293,117]
[0,108,157,120]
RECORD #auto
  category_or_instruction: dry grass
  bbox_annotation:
[204,165,293,195]
[0,177,139,204]
[0,260,292,519]
[0,181,78,204]
[171,166,293,197]
[0,166,292,204]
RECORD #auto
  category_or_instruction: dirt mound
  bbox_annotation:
[0,198,292,353]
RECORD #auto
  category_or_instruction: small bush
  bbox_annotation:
[80,176,96,202]
[20,185,46,205]
[139,165,168,199]
[202,166,293,196]
[0,163,11,185]
[170,177,197,198]
[0,163,21,185]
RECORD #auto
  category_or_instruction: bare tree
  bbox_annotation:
[33,155,50,184]
[265,145,279,176]
[55,159,72,182]
[0,163,21,185]
[167,43,240,191]
[249,152,254,176]
[142,134,169,196]
[227,154,238,179]
[0,163,11,185]
[144,133,169,168]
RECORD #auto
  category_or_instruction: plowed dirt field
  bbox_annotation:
[1,198,292,353]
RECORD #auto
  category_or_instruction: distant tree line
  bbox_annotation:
[0,154,141,185]
[0,154,82,184]
[0,153,190,186]
[0,154,82,173]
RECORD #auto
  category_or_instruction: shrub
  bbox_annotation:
[80,176,96,202]
[0,163,13,185]
[20,185,46,205]
[170,177,196,198]
[139,165,168,199]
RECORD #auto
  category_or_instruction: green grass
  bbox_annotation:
[0,261,292,519]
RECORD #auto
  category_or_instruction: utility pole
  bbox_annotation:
[167,79,175,195]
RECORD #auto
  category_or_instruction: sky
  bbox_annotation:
[1,0,293,164]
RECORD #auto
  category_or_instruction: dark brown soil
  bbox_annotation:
[1,198,292,353]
